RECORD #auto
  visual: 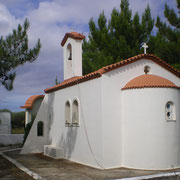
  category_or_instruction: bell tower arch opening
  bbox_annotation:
[67,43,72,60]
[61,32,85,80]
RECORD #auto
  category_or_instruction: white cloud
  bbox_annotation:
[0,3,21,36]
[0,0,177,112]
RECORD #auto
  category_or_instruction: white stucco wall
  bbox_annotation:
[0,134,23,145]
[63,38,82,80]
[25,110,31,125]
[21,95,50,154]
[48,78,103,168]
[0,112,11,134]
[30,98,43,115]
[121,88,180,170]
[21,57,180,170]
[21,78,104,169]
[25,98,43,126]
[101,59,180,169]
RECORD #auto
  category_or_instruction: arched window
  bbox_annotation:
[37,121,43,136]
[165,101,176,121]
[67,43,72,60]
[72,100,79,125]
[65,101,71,125]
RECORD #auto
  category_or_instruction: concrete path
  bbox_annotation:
[2,148,180,180]
[0,153,33,180]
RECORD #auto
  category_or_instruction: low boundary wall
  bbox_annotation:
[0,134,24,146]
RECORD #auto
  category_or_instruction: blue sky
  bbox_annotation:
[0,0,177,112]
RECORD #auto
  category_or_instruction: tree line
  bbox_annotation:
[0,0,179,90]
[82,0,180,74]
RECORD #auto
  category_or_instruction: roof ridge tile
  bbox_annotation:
[44,54,180,93]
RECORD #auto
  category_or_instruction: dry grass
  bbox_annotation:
[11,128,24,134]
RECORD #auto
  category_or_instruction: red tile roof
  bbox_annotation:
[61,32,85,46]
[122,74,180,90]
[102,54,180,77]
[20,95,44,110]
[44,54,180,94]
[44,70,102,93]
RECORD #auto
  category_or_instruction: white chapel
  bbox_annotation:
[21,31,180,170]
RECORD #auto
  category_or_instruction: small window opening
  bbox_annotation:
[37,121,43,136]
[67,43,72,60]
[165,101,176,121]
[72,100,79,125]
[65,101,71,125]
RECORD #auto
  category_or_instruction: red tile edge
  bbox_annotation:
[44,54,180,94]
[20,95,44,110]
[61,32,85,46]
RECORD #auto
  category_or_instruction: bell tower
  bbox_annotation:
[61,32,85,80]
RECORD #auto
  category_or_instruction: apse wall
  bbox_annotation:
[121,87,180,170]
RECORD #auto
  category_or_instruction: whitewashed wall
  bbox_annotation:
[21,58,180,170]
[63,38,82,80]
[121,88,180,170]
[0,134,24,145]
[101,59,180,169]
[0,112,11,134]
[48,77,103,168]
[21,95,50,154]
[30,98,43,115]
[25,98,44,125]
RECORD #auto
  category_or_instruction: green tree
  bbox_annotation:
[0,18,41,90]
[82,0,154,74]
[148,0,180,66]
[55,76,60,85]
[141,5,154,42]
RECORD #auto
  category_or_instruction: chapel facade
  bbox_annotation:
[21,32,180,170]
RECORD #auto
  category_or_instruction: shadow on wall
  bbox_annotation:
[47,93,55,145]
[59,126,78,159]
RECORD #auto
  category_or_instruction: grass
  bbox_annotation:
[11,128,24,134]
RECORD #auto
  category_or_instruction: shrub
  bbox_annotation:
[11,111,25,129]
[23,114,36,144]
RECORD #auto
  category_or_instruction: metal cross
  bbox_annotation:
[142,43,148,54]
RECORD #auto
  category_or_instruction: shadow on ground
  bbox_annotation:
[2,149,180,180]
